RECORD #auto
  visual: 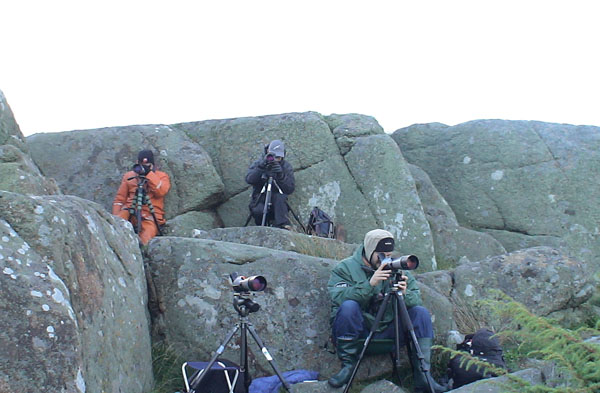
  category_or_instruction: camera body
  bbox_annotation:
[132,163,151,176]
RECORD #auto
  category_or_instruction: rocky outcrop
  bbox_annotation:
[0,191,153,393]
[27,112,451,270]
[2,84,596,392]
[392,120,600,270]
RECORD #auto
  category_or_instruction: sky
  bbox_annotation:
[1,1,599,137]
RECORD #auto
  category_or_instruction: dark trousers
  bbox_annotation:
[251,192,290,227]
[332,300,433,343]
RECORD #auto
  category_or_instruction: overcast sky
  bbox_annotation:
[1,1,599,137]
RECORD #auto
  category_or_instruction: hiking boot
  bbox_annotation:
[328,338,359,388]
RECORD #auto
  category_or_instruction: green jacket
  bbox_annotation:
[327,245,423,332]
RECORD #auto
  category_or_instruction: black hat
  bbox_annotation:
[138,150,155,165]
[375,237,395,253]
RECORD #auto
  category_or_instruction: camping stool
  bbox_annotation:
[182,361,240,393]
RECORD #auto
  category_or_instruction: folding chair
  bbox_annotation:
[182,361,240,393]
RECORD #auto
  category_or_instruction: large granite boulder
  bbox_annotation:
[27,124,225,219]
[0,90,59,195]
[145,235,454,382]
[173,112,338,198]
[173,112,412,246]
[342,134,437,270]
[409,164,506,269]
[392,120,600,269]
[453,247,594,317]
[0,191,153,393]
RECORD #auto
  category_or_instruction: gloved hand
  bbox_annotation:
[257,160,268,171]
[132,163,150,176]
[270,161,282,173]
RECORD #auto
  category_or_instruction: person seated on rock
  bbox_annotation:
[112,149,171,245]
[327,229,448,392]
[245,139,295,229]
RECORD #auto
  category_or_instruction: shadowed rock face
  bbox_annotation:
[393,120,600,270]
[0,191,154,393]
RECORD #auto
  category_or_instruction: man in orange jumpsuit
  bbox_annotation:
[112,150,171,245]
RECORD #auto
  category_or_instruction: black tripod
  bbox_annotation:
[127,174,163,236]
[187,291,291,393]
[244,175,306,232]
[342,270,437,393]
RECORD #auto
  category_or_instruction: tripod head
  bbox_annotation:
[127,173,148,187]
[233,292,261,317]
[230,272,267,317]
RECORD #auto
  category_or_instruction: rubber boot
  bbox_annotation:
[328,338,359,388]
[411,337,449,393]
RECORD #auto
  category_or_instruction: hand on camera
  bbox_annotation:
[393,275,408,294]
[369,263,391,287]
[269,161,282,173]
[133,159,153,176]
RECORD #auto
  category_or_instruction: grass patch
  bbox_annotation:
[150,342,184,393]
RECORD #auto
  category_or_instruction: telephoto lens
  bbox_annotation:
[231,274,267,292]
[381,255,419,271]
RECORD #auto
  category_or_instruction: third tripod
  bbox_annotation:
[342,269,447,393]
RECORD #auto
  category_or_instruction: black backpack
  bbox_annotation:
[306,207,335,238]
[448,328,506,389]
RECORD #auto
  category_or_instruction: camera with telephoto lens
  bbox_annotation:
[381,255,419,271]
[132,163,151,176]
[264,153,276,170]
[230,273,267,293]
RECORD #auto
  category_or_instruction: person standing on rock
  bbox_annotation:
[112,149,171,245]
[245,139,295,229]
[327,229,448,392]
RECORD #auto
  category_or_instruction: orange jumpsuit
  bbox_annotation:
[112,169,171,245]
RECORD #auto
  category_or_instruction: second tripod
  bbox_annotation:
[186,274,291,393]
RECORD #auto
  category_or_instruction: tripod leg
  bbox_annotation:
[341,292,393,393]
[246,323,291,392]
[244,211,253,227]
[261,177,273,226]
[285,201,306,233]
[187,324,240,392]
[395,293,446,393]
